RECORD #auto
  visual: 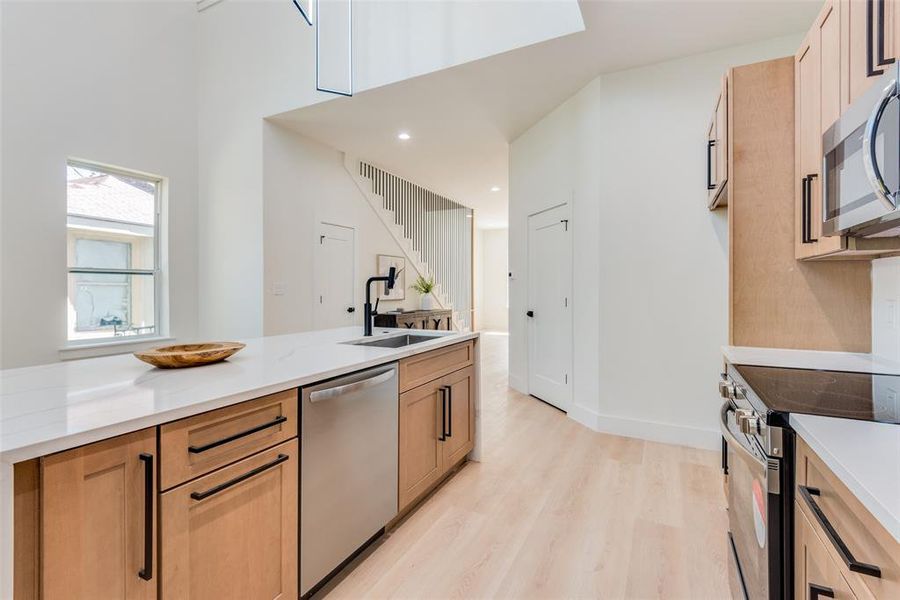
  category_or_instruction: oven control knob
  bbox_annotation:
[737,411,760,435]
[718,380,735,399]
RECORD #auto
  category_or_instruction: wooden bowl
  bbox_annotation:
[134,342,245,369]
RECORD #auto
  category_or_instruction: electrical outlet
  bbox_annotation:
[886,298,898,329]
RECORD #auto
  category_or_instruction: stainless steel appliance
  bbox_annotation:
[719,361,900,599]
[822,64,900,237]
[719,368,793,600]
[300,363,399,597]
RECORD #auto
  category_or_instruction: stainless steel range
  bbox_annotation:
[720,359,900,600]
[719,366,794,600]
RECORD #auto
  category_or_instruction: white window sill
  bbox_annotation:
[60,336,173,361]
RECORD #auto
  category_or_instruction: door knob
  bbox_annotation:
[347,307,355,313]
[526,310,534,317]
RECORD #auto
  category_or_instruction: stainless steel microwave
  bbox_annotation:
[823,64,900,237]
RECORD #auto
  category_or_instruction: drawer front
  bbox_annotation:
[160,389,298,490]
[399,340,473,392]
[161,440,298,600]
[796,439,900,599]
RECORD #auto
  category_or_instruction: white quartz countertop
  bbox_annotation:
[790,414,900,543]
[0,327,478,463]
[723,345,900,375]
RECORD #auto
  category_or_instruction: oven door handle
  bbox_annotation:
[719,401,765,468]
[863,75,899,211]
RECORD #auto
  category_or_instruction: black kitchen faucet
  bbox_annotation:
[363,267,397,336]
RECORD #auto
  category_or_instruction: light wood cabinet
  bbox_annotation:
[398,344,476,513]
[40,429,157,600]
[159,389,297,490]
[795,0,900,259]
[796,437,900,599]
[441,366,475,468]
[707,75,729,209]
[399,340,473,393]
[398,378,445,510]
[796,502,858,600]
[161,439,299,600]
[797,0,847,260]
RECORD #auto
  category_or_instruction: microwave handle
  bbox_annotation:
[863,76,899,211]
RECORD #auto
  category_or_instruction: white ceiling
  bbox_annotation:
[273,0,820,229]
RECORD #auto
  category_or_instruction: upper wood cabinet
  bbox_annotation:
[796,0,846,260]
[794,0,900,259]
[707,75,729,209]
[40,429,157,600]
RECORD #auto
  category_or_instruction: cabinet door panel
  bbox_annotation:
[41,429,156,600]
[398,381,443,511]
[845,0,878,107]
[796,501,858,600]
[441,367,475,468]
[161,440,298,600]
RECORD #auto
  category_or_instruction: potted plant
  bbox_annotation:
[411,274,436,310]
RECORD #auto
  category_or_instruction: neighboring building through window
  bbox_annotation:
[66,161,161,343]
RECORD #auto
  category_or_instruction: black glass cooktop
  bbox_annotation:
[734,364,900,424]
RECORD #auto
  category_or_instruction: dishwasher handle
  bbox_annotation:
[309,368,396,403]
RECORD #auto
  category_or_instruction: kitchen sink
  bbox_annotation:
[349,334,436,348]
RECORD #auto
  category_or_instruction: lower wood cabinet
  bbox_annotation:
[40,428,157,600]
[161,439,298,600]
[398,365,474,512]
[796,502,858,600]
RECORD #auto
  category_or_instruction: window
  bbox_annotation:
[66,161,161,343]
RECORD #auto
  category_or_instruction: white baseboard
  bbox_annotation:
[508,373,527,394]
[567,405,720,451]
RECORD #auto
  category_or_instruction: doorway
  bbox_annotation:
[314,222,356,329]
[526,204,572,412]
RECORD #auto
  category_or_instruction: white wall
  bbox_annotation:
[0,1,199,368]
[197,0,583,341]
[263,124,424,335]
[509,34,803,450]
[872,257,900,362]
[476,228,508,331]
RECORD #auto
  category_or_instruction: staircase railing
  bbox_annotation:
[358,161,474,330]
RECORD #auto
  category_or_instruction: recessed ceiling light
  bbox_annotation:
[397,132,411,140]
[490,186,501,192]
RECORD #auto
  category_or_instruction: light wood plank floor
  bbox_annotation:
[320,332,731,599]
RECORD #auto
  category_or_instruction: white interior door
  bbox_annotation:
[315,223,356,329]
[527,204,572,411]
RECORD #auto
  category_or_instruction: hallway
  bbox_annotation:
[323,332,730,599]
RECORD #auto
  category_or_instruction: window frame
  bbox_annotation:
[65,159,165,347]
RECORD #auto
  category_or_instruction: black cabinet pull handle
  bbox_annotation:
[138,453,153,581]
[191,453,289,501]
[877,0,895,66]
[347,306,356,313]
[799,486,882,578]
[801,176,810,243]
[438,388,447,441]
[187,415,288,454]
[526,310,534,318]
[444,385,453,438]
[707,139,717,190]
[807,174,819,243]
[809,583,835,600]
[868,0,887,76]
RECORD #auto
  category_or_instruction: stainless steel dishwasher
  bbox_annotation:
[300,362,399,597]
